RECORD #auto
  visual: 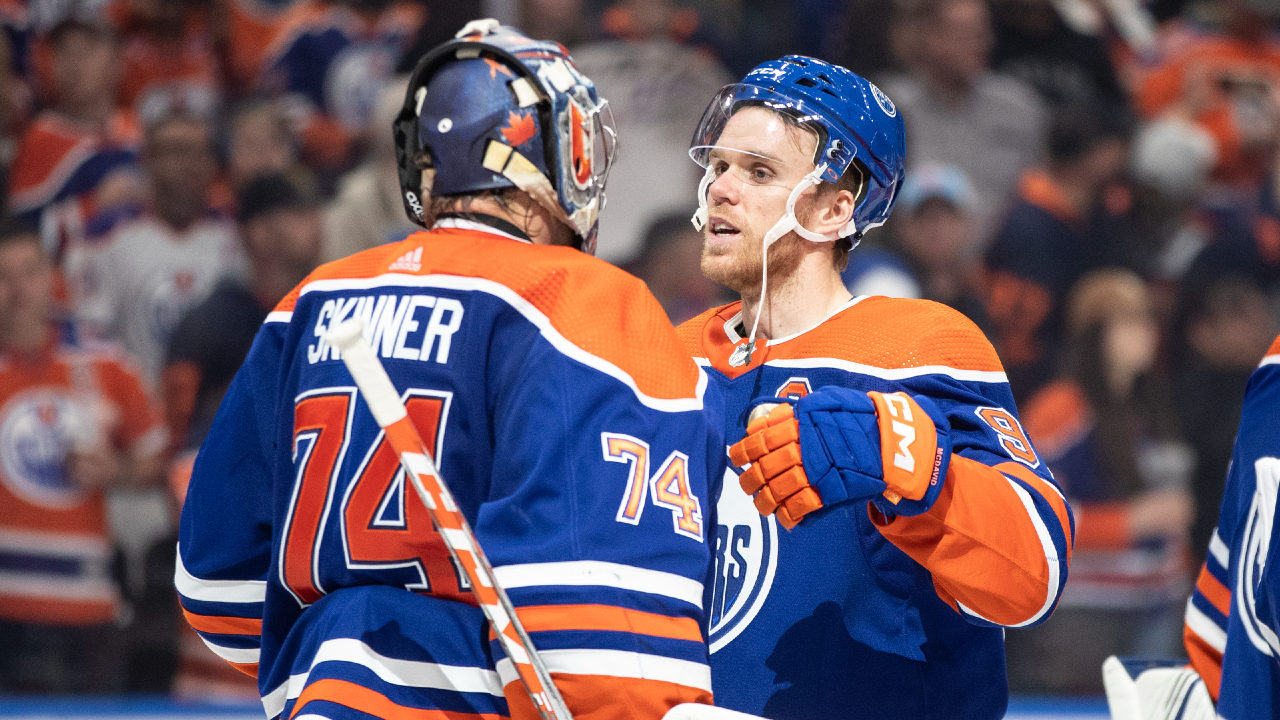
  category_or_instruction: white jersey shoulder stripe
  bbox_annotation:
[495,649,711,693]
[1185,596,1228,653]
[260,638,504,718]
[493,560,704,608]
[175,545,267,604]
[291,274,708,413]
[957,477,1061,628]
[1209,528,1231,570]
[265,310,292,324]
[764,356,1008,384]
[1260,354,1280,368]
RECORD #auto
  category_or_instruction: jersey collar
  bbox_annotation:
[433,214,531,243]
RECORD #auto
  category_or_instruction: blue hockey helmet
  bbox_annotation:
[689,55,905,240]
[394,19,617,253]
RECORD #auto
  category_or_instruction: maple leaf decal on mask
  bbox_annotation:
[500,111,537,147]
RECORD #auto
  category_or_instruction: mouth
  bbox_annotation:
[707,217,743,245]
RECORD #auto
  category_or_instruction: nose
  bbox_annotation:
[707,169,741,206]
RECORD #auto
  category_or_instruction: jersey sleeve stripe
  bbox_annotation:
[1260,353,1280,368]
[1208,528,1230,570]
[988,476,1062,627]
[504,604,703,642]
[996,462,1073,549]
[1185,595,1228,653]
[286,678,504,720]
[182,608,264,636]
[494,649,712,692]
[260,637,506,718]
[264,310,292,324]
[199,638,260,665]
[175,548,267,603]
[1194,564,1232,616]
[492,561,704,608]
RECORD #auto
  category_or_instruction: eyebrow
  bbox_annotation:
[707,147,786,164]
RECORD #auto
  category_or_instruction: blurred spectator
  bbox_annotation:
[67,112,246,385]
[223,96,311,195]
[257,0,424,172]
[985,107,1132,401]
[0,27,31,207]
[7,18,141,263]
[322,77,414,262]
[112,0,222,127]
[0,216,165,694]
[836,0,899,79]
[843,163,992,333]
[165,173,320,453]
[1136,0,1280,186]
[523,0,586,47]
[394,0,483,74]
[1173,274,1279,566]
[880,0,1046,243]
[571,0,732,262]
[595,0,740,71]
[629,212,730,325]
[988,0,1129,111]
[1010,268,1193,693]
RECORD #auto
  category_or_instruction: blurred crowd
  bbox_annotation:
[1,0,1279,701]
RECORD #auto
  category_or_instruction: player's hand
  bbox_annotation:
[728,388,953,528]
[65,444,122,491]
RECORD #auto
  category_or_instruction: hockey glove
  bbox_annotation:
[728,387,953,528]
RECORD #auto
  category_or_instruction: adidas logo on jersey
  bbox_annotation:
[389,247,423,272]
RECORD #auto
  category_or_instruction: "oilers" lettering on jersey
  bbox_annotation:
[307,294,465,366]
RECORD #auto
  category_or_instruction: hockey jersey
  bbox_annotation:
[7,110,140,260]
[0,329,165,626]
[676,297,1074,720]
[177,221,724,720]
[1183,334,1280,716]
[66,204,247,384]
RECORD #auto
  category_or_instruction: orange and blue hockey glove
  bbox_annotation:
[728,387,952,529]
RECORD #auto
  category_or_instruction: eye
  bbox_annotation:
[711,159,729,177]
[749,165,776,183]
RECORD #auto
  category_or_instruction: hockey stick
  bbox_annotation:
[326,318,573,720]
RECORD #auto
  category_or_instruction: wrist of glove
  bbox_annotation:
[728,387,953,529]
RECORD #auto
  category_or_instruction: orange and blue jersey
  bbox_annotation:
[1184,334,1280,716]
[0,328,165,627]
[677,296,1073,720]
[1021,380,1188,610]
[176,219,724,720]
[7,110,140,259]
[256,0,423,166]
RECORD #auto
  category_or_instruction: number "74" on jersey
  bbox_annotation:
[602,432,703,542]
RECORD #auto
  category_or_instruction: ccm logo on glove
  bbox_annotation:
[728,387,954,529]
[868,392,945,505]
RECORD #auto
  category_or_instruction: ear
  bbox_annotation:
[804,186,856,236]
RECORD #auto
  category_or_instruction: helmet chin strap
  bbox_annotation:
[729,163,858,367]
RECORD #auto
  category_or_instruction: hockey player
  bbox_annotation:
[177,21,723,720]
[1172,333,1280,718]
[674,58,1074,719]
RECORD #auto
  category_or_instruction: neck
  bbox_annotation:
[60,97,114,125]
[1,320,48,355]
[1046,165,1093,217]
[739,247,851,341]
[252,262,310,310]
[923,69,975,105]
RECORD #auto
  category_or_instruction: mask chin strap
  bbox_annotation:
[730,162,858,367]
[691,165,716,231]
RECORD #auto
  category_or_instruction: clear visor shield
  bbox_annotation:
[689,84,827,174]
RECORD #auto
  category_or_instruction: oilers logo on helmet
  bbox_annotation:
[1237,456,1280,657]
[870,82,897,118]
[710,463,779,652]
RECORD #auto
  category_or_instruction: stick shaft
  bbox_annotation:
[326,318,572,720]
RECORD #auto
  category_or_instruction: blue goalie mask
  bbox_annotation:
[395,19,617,253]
[689,55,905,244]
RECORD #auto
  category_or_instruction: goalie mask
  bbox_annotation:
[395,19,617,253]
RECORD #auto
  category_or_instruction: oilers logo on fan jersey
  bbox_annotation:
[0,390,94,508]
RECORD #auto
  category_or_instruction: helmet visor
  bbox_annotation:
[570,97,618,192]
[690,84,828,172]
